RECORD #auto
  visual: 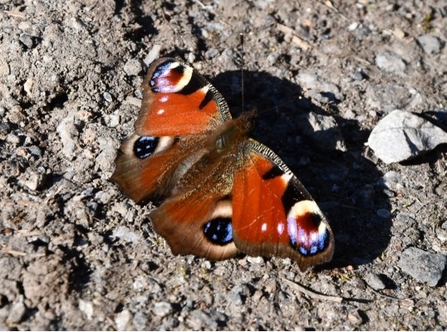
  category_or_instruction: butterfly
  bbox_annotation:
[112,57,334,271]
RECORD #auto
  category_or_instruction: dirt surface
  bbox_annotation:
[1,0,447,330]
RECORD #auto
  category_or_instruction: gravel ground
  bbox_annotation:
[1,0,446,330]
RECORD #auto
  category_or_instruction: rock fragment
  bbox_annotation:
[398,247,447,287]
[367,110,447,163]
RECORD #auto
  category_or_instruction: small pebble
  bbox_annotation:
[7,301,26,324]
[247,256,264,264]
[205,48,219,59]
[19,34,34,48]
[144,44,162,66]
[377,209,391,218]
[381,171,402,191]
[393,29,405,39]
[133,311,149,331]
[103,92,113,102]
[304,112,346,152]
[108,114,120,127]
[350,277,367,290]
[187,310,218,330]
[79,299,94,320]
[27,145,43,157]
[398,247,447,287]
[375,51,406,76]
[115,309,132,330]
[436,221,447,242]
[417,35,442,54]
[364,273,386,290]
[229,285,245,306]
[112,226,140,243]
[20,172,45,191]
[152,302,172,317]
[57,112,78,160]
[6,133,21,144]
[347,309,364,325]
[123,59,142,76]
[348,22,358,31]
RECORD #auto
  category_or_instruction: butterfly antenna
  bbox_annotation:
[257,94,304,117]
[239,33,245,112]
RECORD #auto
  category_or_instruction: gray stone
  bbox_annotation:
[115,309,132,330]
[303,112,346,152]
[133,311,149,331]
[152,302,172,317]
[437,221,447,242]
[103,91,113,102]
[56,112,78,160]
[364,273,386,290]
[6,133,21,144]
[398,247,447,287]
[365,83,412,113]
[417,35,442,54]
[7,301,26,324]
[19,171,45,191]
[375,51,406,75]
[19,34,34,48]
[347,309,364,325]
[112,226,140,243]
[186,310,219,330]
[246,256,264,264]
[123,58,142,76]
[380,171,403,192]
[27,145,43,157]
[296,71,343,103]
[229,286,244,306]
[368,110,447,163]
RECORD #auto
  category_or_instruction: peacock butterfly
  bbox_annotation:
[112,57,334,271]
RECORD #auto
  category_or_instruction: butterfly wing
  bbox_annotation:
[148,149,239,260]
[112,133,209,203]
[136,57,231,137]
[112,58,231,203]
[231,139,334,272]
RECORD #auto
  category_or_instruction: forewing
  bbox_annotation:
[112,57,230,202]
[112,134,206,203]
[136,57,231,137]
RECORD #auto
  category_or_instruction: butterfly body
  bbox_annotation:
[112,57,334,271]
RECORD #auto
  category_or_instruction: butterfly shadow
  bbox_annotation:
[209,69,392,271]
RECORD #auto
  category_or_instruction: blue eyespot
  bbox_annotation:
[134,136,159,159]
[203,218,233,245]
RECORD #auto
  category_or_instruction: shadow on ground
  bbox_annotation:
[207,69,392,269]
